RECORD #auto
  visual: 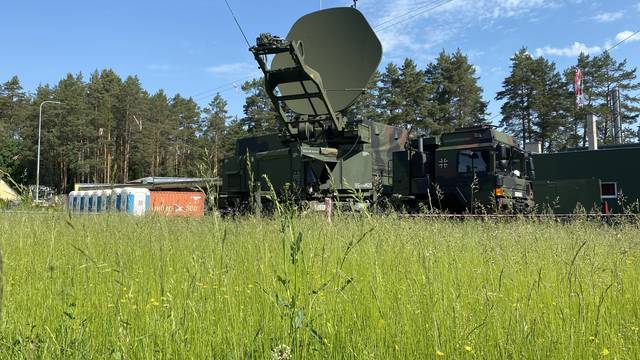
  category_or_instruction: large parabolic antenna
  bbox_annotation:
[271,7,382,116]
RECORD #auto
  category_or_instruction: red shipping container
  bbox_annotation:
[150,191,205,217]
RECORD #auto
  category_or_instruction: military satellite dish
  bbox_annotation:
[272,7,382,116]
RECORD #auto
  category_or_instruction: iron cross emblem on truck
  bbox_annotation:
[438,158,448,168]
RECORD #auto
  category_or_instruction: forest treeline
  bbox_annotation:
[1,48,638,192]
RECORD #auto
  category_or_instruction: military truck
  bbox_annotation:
[218,8,408,210]
[217,7,534,213]
[392,126,534,212]
[219,121,407,210]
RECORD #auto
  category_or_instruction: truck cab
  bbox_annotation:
[393,126,534,213]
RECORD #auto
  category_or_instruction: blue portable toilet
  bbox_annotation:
[87,191,97,213]
[92,191,101,213]
[123,188,150,216]
[113,189,124,212]
[68,191,77,211]
[74,192,82,212]
[102,190,112,212]
[80,191,89,212]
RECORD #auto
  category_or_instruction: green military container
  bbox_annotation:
[533,178,602,214]
[532,144,640,213]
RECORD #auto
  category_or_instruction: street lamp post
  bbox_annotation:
[36,100,62,202]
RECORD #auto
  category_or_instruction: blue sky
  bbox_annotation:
[3,0,639,124]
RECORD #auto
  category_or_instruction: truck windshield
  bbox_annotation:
[511,150,525,174]
[496,145,525,176]
[458,150,490,173]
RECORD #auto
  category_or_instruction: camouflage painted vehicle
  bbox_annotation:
[393,126,534,213]
[217,8,534,213]
[219,121,408,210]
[219,8,407,210]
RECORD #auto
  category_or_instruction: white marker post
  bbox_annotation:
[324,197,332,223]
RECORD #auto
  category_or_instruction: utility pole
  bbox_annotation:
[36,100,63,202]
[611,86,623,144]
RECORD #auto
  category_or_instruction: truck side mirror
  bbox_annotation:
[527,157,536,180]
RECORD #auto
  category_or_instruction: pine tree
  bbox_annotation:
[0,76,30,180]
[170,94,202,176]
[496,48,537,146]
[426,50,487,133]
[223,116,246,157]
[145,90,172,177]
[203,93,230,176]
[241,78,278,135]
[530,57,573,151]
[114,76,147,182]
[48,73,93,190]
[87,69,122,183]
[347,70,383,122]
[448,50,488,127]
[588,51,639,143]
[379,63,403,126]
[398,58,431,131]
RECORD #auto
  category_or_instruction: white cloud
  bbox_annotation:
[615,30,640,43]
[489,0,551,18]
[534,42,602,57]
[205,62,256,75]
[590,11,624,23]
[534,29,640,58]
[357,0,560,56]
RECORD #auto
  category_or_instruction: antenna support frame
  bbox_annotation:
[250,33,345,136]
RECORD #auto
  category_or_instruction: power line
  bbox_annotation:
[375,0,455,33]
[190,0,255,101]
[606,30,640,52]
[373,0,448,29]
[193,84,239,102]
[191,73,259,100]
[223,0,251,48]
[194,0,455,101]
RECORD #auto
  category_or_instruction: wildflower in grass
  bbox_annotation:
[271,344,291,360]
[149,298,160,306]
[589,336,597,342]
[464,345,472,352]
[436,350,445,357]
[601,347,609,356]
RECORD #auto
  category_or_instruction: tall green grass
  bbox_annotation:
[0,213,638,359]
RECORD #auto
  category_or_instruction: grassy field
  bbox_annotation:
[0,213,639,359]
